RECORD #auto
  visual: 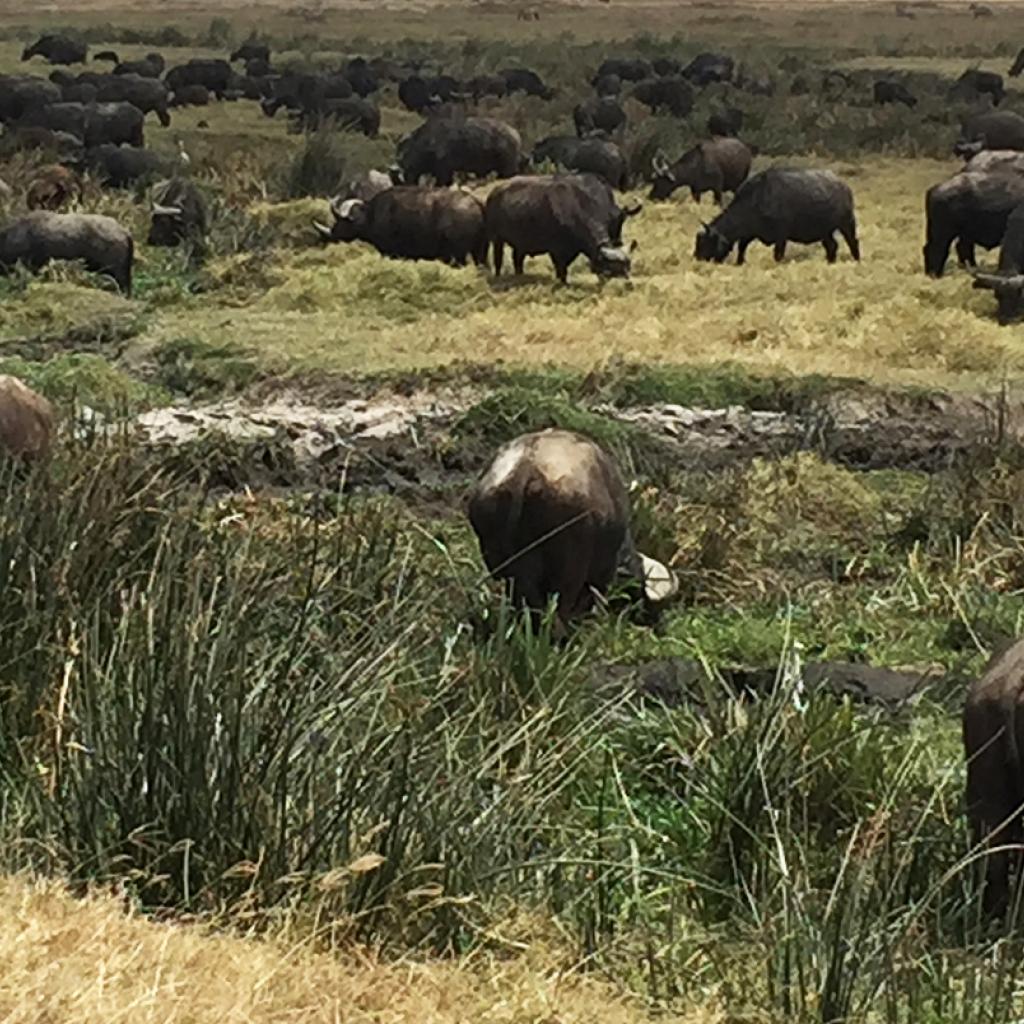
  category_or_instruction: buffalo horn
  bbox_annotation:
[152,203,183,217]
[312,220,333,241]
[622,201,643,217]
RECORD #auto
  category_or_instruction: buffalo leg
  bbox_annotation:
[690,188,701,202]
[736,238,751,265]
[513,251,526,275]
[713,189,724,206]
[773,240,787,262]
[551,256,569,283]
[822,235,839,263]
[956,237,976,268]
[841,221,861,261]
[493,240,505,276]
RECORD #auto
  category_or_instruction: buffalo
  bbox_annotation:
[963,640,1024,915]
[594,58,652,83]
[873,80,917,107]
[695,167,859,265]
[467,429,676,631]
[0,211,133,294]
[92,73,171,126]
[149,178,209,249]
[631,76,694,118]
[230,41,270,64]
[468,74,507,102]
[682,52,734,87]
[532,136,629,190]
[485,174,638,283]
[86,144,173,188]
[313,186,486,266]
[951,68,1005,106]
[397,115,522,186]
[170,84,211,108]
[0,126,83,163]
[22,35,87,66]
[291,96,380,136]
[652,56,683,77]
[707,107,744,137]
[94,50,119,64]
[114,53,165,78]
[955,111,1024,157]
[650,138,752,204]
[0,76,62,122]
[19,101,145,148]
[165,60,233,101]
[499,67,554,99]
[593,73,622,97]
[573,96,626,137]
[0,376,54,461]
[924,170,1024,276]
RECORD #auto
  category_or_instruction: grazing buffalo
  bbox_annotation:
[707,107,743,137]
[485,174,638,283]
[532,135,629,190]
[650,138,752,203]
[467,429,676,630]
[293,96,380,136]
[262,72,353,116]
[398,75,435,113]
[342,58,380,97]
[573,96,626,137]
[170,84,211,108]
[0,76,62,122]
[973,203,1024,322]
[963,640,1024,914]
[631,76,694,118]
[86,144,173,188]
[0,376,54,460]
[0,211,133,294]
[230,41,270,64]
[965,149,1024,176]
[594,58,652,83]
[695,167,859,265]
[499,67,554,99]
[873,80,917,107]
[20,102,145,148]
[165,60,233,100]
[468,74,507,102]
[951,68,1005,106]
[114,53,165,78]
[92,73,171,126]
[397,115,522,186]
[956,111,1024,157]
[313,186,486,266]
[652,56,683,77]
[924,170,1024,276]
[26,165,81,211]
[149,178,209,249]
[0,126,83,163]
[682,52,734,86]
[22,35,87,66]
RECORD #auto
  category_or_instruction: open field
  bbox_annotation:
[4,2,1024,1022]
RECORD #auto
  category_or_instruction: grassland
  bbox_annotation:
[4,3,1024,1022]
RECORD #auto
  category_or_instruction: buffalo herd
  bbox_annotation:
[3,30,1024,917]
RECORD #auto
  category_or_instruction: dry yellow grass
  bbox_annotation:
[0,874,718,1024]
[131,157,1024,391]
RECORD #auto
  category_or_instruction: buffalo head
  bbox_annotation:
[649,151,676,200]
[313,196,369,243]
[590,244,631,278]
[148,202,186,247]
[694,223,731,263]
[973,271,1024,323]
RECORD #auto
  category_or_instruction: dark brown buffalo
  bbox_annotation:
[593,58,652,84]
[0,76,62,123]
[972,201,1024,322]
[681,52,734,86]
[631,76,694,118]
[148,178,209,249]
[951,68,1005,106]
[485,174,637,283]
[0,211,133,294]
[22,35,87,66]
[573,96,626,137]
[19,101,144,147]
[313,186,486,266]
[114,53,165,78]
[397,116,522,186]
[532,135,629,190]
[0,376,54,460]
[650,137,752,203]
[165,60,232,100]
[963,640,1024,914]
[955,111,1024,158]
[467,429,676,630]
[695,167,859,265]
[873,79,917,107]
[230,41,270,64]
[923,170,1024,276]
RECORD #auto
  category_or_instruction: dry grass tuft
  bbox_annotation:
[0,875,715,1024]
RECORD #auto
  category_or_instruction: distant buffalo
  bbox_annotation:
[115,53,165,78]
[485,174,638,282]
[292,96,380,136]
[695,167,859,265]
[593,57,652,83]
[573,96,626,137]
[397,115,522,186]
[0,76,62,122]
[313,186,486,266]
[873,80,917,107]
[0,376,54,461]
[468,429,676,630]
[682,52,734,87]
[951,68,1004,106]
[19,102,145,148]
[955,111,1024,157]
[230,41,270,64]
[532,135,629,190]
[631,76,694,118]
[87,144,173,188]
[170,84,211,108]
[22,35,87,66]
[650,137,752,204]
[0,211,133,294]
[165,60,232,101]
[923,170,1024,276]
[499,66,554,99]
